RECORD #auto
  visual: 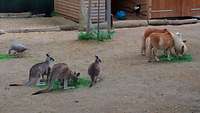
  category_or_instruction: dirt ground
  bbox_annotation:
[0,23,200,113]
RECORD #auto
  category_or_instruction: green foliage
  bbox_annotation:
[35,80,62,90]
[0,54,15,61]
[78,30,115,41]
[159,54,192,62]
[51,11,60,16]
[36,76,91,90]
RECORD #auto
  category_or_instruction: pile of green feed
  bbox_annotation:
[159,54,192,62]
[0,53,15,61]
[78,30,115,41]
[36,76,91,90]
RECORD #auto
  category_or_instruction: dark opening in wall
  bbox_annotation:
[111,0,147,20]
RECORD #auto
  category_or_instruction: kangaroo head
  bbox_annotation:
[95,55,102,63]
[46,54,55,63]
[70,72,80,83]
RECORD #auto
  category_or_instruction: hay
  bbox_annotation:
[159,54,192,62]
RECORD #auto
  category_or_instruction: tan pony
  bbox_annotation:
[145,29,174,62]
[141,28,168,56]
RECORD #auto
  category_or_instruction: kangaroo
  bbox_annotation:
[32,63,80,95]
[9,54,55,87]
[88,56,102,87]
[141,28,168,56]
[146,30,174,62]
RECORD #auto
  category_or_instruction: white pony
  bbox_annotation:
[172,32,188,56]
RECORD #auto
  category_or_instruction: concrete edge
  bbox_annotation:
[0,12,32,18]
[4,26,61,33]
[0,19,199,34]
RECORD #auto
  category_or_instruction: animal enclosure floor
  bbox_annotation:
[0,23,200,113]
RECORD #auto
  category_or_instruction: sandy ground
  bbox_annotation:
[0,23,200,113]
[0,17,78,31]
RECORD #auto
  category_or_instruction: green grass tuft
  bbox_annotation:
[159,54,192,62]
[78,30,115,41]
[51,11,60,16]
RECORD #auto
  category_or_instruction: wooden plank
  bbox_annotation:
[55,0,80,22]
[150,0,181,18]
[189,0,200,16]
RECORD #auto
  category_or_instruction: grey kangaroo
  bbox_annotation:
[88,56,102,87]
[9,54,55,87]
[32,63,80,95]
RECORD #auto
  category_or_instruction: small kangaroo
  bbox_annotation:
[9,54,55,87]
[32,63,80,95]
[88,56,102,87]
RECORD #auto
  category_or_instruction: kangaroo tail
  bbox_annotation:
[9,83,24,86]
[32,89,52,95]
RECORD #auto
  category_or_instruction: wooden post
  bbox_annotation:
[87,0,92,33]
[106,0,111,32]
[97,0,100,38]
[79,0,88,31]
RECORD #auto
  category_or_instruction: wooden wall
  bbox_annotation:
[55,0,106,23]
[148,0,200,19]
[149,0,181,18]
[55,0,200,22]
[55,0,80,22]
[182,0,200,16]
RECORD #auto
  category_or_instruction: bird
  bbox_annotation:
[133,4,141,16]
[88,55,102,87]
[8,42,28,57]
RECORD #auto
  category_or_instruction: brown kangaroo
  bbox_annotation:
[32,63,80,95]
[88,56,102,87]
[141,28,168,56]
[9,54,55,87]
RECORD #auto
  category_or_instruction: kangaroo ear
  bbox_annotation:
[183,40,187,43]
[181,46,184,54]
[95,55,99,59]
[99,58,102,63]
[76,72,80,77]
[46,54,50,57]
